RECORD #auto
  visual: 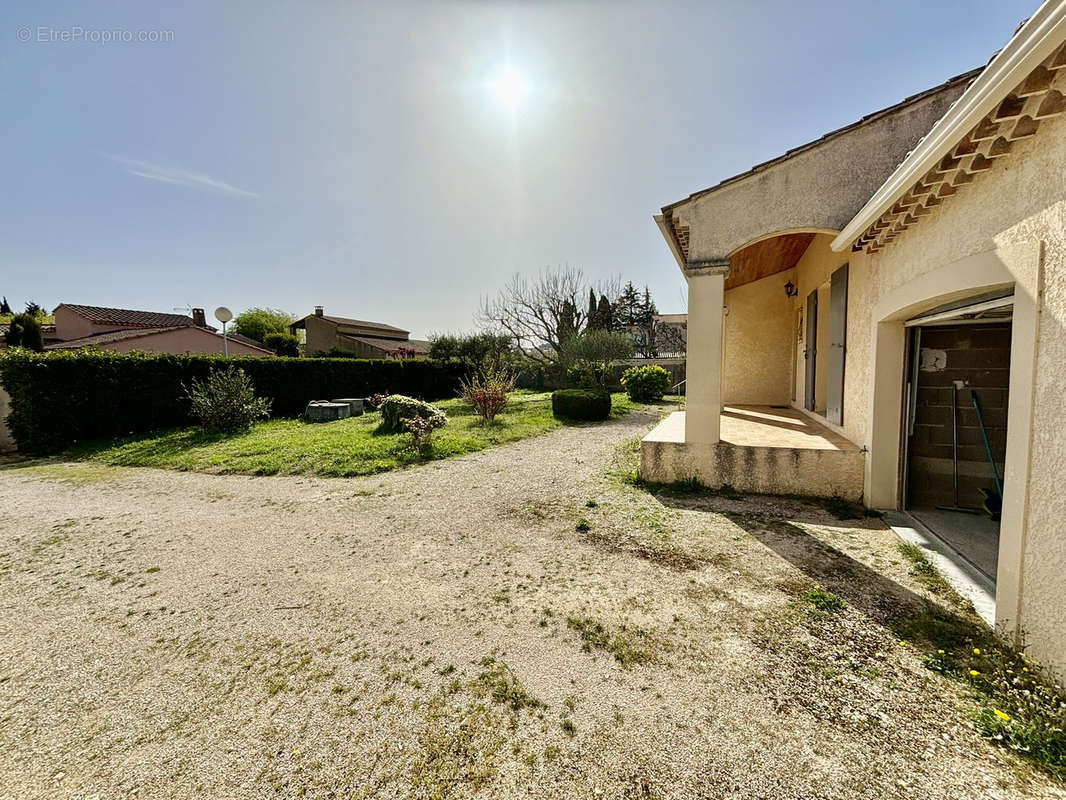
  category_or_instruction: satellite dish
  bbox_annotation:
[214,306,233,324]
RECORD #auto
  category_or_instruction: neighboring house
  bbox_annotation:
[643,2,1066,675]
[291,306,431,358]
[44,304,273,356]
[653,313,687,357]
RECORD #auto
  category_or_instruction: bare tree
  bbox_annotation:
[479,266,619,364]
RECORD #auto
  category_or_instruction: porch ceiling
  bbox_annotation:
[725,232,815,291]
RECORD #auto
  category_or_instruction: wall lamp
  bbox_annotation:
[784,280,798,299]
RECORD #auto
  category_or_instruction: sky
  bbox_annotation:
[0,0,1039,338]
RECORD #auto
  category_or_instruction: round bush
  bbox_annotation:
[378,394,447,433]
[620,365,671,402]
[551,389,611,421]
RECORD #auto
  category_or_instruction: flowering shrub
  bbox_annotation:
[620,364,671,402]
[186,366,271,433]
[459,365,516,422]
[404,412,446,452]
[367,391,391,409]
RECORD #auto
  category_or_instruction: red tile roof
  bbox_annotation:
[293,313,408,335]
[44,326,274,354]
[341,334,432,354]
[57,303,204,330]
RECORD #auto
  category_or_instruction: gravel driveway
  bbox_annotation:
[0,407,1061,799]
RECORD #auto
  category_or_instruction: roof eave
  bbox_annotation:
[833,0,1066,252]
[654,213,688,273]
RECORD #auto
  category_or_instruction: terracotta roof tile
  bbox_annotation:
[57,304,202,329]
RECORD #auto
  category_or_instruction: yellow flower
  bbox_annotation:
[937,649,945,655]
[973,648,981,655]
[993,709,1011,722]
[899,640,907,647]
[814,584,821,590]
[969,670,980,677]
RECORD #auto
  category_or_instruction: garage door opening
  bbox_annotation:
[901,293,1012,587]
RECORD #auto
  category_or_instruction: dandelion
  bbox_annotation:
[993,709,1011,722]
[899,640,907,647]
[969,669,980,677]
[937,649,945,655]
[973,648,982,655]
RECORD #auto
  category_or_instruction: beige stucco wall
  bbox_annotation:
[104,327,271,356]
[641,436,864,500]
[722,270,795,405]
[672,80,971,263]
[302,315,340,354]
[53,306,131,340]
[845,108,1066,674]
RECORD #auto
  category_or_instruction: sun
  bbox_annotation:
[490,66,528,111]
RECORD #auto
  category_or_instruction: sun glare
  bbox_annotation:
[490,66,528,111]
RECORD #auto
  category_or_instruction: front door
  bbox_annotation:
[804,289,818,411]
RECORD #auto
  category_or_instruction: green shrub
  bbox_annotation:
[0,350,464,454]
[378,394,447,433]
[620,365,671,402]
[551,389,610,421]
[232,307,294,343]
[186,367,271,433]
[263,333,300,357]
[4,313,44,351]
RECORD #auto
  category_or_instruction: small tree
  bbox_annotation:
[23,301,44,318]
[232,308,295,343]
[559,330,634,393]
[4,313,44,351]
[0,297,12,315]
[264,332,300,356]
[430,332,515,371]
[186,367,271,433]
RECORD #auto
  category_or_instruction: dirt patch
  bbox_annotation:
[0,406,1061,799]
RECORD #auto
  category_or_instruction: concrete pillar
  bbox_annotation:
[684,263,728,443]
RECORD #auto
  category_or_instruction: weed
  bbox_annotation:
[575,518,591,532]
[897,542,963,601]
[585,498,598,508]
[473,657,546,714]
[802,587,845,613]
[566,616,653,668]
[560,718,576,737]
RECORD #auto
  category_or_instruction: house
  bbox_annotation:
[44,304,273,356]
[291,306,431,358]
[653,313,687,357]
[642,1,1066,675]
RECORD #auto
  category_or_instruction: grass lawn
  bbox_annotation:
[70,390,637,477]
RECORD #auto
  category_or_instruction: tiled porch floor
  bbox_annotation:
[649,405,860,451]
[721,406,860,450]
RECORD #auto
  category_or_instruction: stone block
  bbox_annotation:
[305,401,350,422]
[331,398,364,416]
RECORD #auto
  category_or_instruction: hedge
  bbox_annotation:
[550,389,611,421]
[0,350,465,454]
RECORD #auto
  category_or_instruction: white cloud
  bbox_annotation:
[105,155,259,198]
